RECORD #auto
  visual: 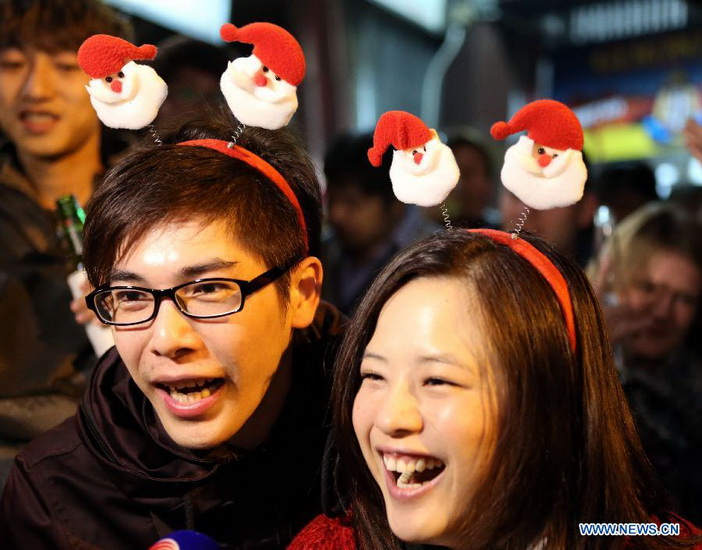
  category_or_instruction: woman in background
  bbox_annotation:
[590,202,702,525]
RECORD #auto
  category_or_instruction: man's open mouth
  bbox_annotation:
[158,378,224,404]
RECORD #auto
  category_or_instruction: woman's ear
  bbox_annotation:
[289,256,323,329]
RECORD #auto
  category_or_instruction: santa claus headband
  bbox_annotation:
[469,228,576,352]
[491,99,583,151]
[368,111,433,167]
[178,139,308,255]
[220,22,306,86]
[78,34,157,79]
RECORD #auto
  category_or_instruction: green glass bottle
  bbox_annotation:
[55,194,87,271]
[55,194,114,357]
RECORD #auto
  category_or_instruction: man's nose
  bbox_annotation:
[537,153,552,167]
[110,79,122,93]
[22,54,56,100]
[148,300,200,359]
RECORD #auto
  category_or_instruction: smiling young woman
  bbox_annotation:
[291,229,702,550]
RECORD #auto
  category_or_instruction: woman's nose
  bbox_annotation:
[376,382,423,437]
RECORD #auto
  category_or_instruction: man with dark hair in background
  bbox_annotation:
[0,0,132,482]
[322,132,438,315]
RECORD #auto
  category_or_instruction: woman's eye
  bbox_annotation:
[425,377,453,387]
[360,372,383,382]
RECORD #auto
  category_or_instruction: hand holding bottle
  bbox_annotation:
[56,194,114,358]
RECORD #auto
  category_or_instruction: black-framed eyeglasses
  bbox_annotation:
[85,259,299,326]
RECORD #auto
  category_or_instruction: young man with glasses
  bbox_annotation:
[0,114,344,549]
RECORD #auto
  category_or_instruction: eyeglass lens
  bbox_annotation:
[95,280,244,324]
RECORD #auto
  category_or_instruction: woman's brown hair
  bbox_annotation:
[332,230,698,549]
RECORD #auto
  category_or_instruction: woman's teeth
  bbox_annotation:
[383,454,445,488]
[164,379,221,404]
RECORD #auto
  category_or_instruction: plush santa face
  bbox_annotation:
[389,133,460,207]
[220,54,298,130]
[85,61,167,130]
[501,135,587,210]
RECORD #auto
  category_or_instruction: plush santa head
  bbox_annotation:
[219,22,305,130]
[78,35,168,130]
[491,99,587,210]
[368,111,459,207]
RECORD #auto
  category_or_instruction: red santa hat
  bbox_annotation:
[490,99,584,151]
[368,111,433,167]
[220,22,306,87]
[78,35,157,79]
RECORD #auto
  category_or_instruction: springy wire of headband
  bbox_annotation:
[178,138,309,256]
[469,228,577,353]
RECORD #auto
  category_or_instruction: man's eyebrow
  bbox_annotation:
[180,260,238,279]
[108,270,145,284]
[108,260,239,285]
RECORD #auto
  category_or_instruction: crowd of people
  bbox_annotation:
[0,0,701,548]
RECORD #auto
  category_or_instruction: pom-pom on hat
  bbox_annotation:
[220,22,306,86]
[368,111,433,167]
[78,35,157,79]
[490,99,584,151]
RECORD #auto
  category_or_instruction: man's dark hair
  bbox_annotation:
[83,108,322,304]
[595,162,658,205]
[152,35,231,84]
[446,131,496,181]
[324,132,396,204]
[0,0,132,52]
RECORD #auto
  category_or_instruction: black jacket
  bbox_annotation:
[0,302,345,549]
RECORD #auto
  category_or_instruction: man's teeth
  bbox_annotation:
[165,379,220,403]
[22,112,56,122]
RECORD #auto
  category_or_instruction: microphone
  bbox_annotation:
[149,530,221,550]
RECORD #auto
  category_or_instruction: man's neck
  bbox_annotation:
[18,139,103,209]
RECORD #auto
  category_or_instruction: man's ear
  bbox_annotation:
[289,256,323,329]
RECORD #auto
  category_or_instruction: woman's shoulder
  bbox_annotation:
[288,514,355,550]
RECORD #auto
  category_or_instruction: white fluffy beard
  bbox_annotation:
[501,135,587,210]
[219,55,298,130]
[86,61,168,130]
[389,139,460,207]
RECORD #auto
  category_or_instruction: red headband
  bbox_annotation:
[178,139,308,255]
[469,228,576,353]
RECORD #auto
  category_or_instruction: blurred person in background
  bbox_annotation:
[322,132,439,315]
[594,162,659,225]
[426,128,500,229]
[151,35,230,128]
[0,0,131,487]
[590,202,702,524]
[499,180,599,267]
